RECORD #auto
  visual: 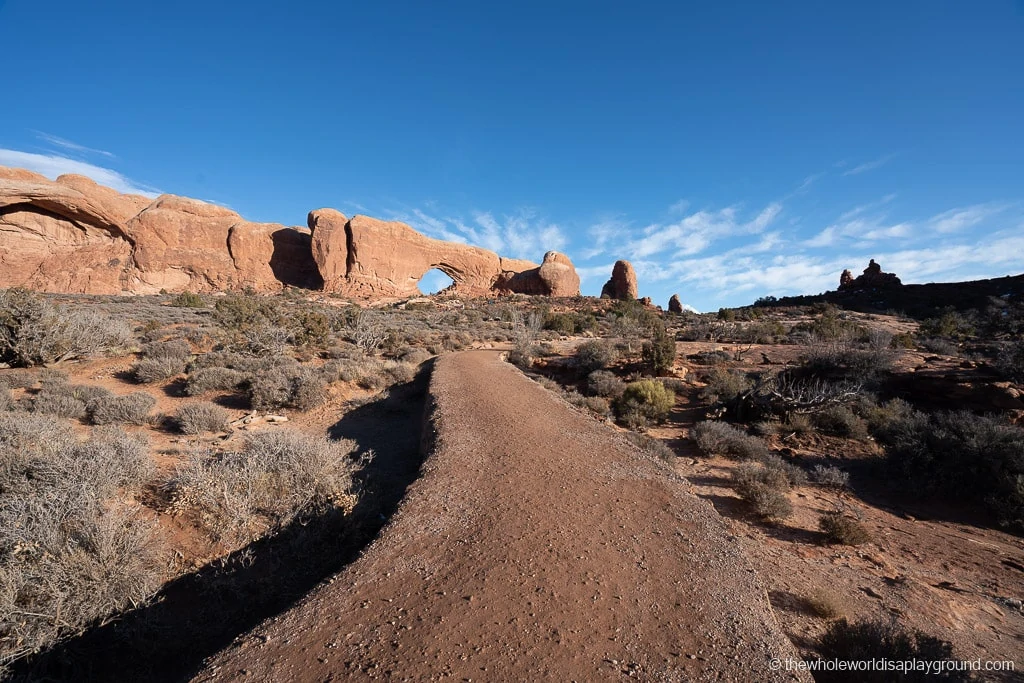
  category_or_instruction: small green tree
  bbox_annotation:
[641,323,676,374]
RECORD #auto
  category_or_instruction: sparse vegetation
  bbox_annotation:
[573,340,617,375]
[732,460,793,521]
[175,402,229,434]
[0,289,133,366]
[641,323,676,374]
[614,379,675,429]
[819,512,871,545]
[814,619,969,682]
[170,291,205,308]
[166,430,357,545]
[0,415,158,667]
[248,365,328,412]
[87,392,157,425]
[691,421,770,460]
[699,367,752,404]
[587,370,625,398]
[874,409,1024,529]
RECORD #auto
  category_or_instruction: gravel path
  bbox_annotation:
[195,350,808,682]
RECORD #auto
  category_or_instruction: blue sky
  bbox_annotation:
[1,1,1022,308]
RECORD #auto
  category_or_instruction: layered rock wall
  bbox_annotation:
[0,165,578,299]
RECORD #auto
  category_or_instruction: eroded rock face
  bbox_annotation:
[601,260,638,300]
[308,212,581,299]
[0,165,578,299]
[838,259,902,291]
[0,172,136,293]
[668,294,684,313]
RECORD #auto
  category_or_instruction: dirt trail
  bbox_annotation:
[195,350,807,682]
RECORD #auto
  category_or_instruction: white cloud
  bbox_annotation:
[32,131,115,159]
[383,205,566,262]
[843,153,897,176]
[838,193,897,221]
[624,202,782,260]
[0,149,160,197]
[927,203,1006,234]
[579,218,627,260]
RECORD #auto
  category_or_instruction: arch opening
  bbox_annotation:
[417,268,455,295]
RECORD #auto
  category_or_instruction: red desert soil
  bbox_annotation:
[195,350,808,682]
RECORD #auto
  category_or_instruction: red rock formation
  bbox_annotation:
[838,259,903,291]
[668,294,684,313]
[601,260,638,300]
[0,165,578,299]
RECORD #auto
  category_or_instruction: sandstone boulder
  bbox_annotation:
[537,251,581,297]
[668,294,684,313]
[601,260,638,300]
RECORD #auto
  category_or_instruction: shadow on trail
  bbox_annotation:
[9,362,434,683]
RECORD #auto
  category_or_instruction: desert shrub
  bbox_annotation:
[583,396,611,418]
[176,402,229,435]
[641,324,676,374]
[858,397,914,433]
[507,343,535,369]
[614,380,675,426]
[819,512,871,545]
[890,332,915,349]
[0,289,134,367]
[918,337,959,355]
[383,360,418,385]
[752,420,781,437]
[37,367,69,385]
[995,340,1024,382]
[874,409,1024,529]
[699,367,752,404]
[0,388,9,412]
[812,405,869,439]
[574,340,617,375]
[87,392,157,425]
[805,589,845,619]
[783,413,814,435]
[811,464,850,490]
[691,421,770,460]
[0,369,37,389]
[732,461,793,521]
[813,619,968,683]
[803,340,895,378]
[32,383,113,419]
[140,339,191,361]
[170,291,205,307]
[348,310,389,355]
[625,432,675,461]
[166,429,357,545]
[919,309,974,339]
[544,311,596,335]
[587,370,625,398]
[133,356,187,383]
[185,367,249,396]
[0,419,158,666]
[687,350,732,365]
[248,366,327,412]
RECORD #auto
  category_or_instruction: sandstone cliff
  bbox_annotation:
[0,166,578,299]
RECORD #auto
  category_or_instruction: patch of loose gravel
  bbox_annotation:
[195,350,808,682]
